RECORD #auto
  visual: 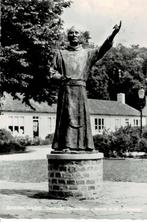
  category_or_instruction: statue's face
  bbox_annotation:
[68,27,80,46]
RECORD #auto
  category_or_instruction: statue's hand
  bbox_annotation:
[61,76,71,82]
[112,21,122,36]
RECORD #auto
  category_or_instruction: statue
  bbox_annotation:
[50,22,122,153]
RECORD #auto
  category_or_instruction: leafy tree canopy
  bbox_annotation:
[1,1,147,111]
[1,0,71,106]
[87,43,147,110]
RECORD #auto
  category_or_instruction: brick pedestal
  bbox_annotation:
[47,152,103,200]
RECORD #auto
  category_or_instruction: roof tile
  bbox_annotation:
[0,93,140,116]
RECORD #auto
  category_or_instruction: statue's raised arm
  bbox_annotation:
[109,20,122,41]
[89,21,122,66]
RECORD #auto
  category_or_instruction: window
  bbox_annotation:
[125,118,129,126]
[14,126,19,132]
[8,126,13,132]
[8,116,24,135]
[20,126,24,134]
[94,118,104,132]
[134,119,139,126]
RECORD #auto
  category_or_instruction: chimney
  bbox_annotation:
[117,93,125,104]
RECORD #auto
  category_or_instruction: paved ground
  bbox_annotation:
[0,180,147,219]
[0,145,52,161]
[0,146,147,219]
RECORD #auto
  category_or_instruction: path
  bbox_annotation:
[0,145,52,161]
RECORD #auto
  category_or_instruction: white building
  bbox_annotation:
[0,93,145,138]
[0,93,56,139]
[89,93,145,135]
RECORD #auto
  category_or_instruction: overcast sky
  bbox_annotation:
[61,0,147,47]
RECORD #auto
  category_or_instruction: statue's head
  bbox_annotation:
[67,26,81,46]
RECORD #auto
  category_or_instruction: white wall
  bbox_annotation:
[0,111,146,138]
[39,114,56,139]
[0,112,56,139]
[90,114,146,135]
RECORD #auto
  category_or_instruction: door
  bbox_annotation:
[33,116,39,137]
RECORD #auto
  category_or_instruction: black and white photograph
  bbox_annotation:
[0,0,147,220]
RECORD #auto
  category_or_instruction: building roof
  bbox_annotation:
[0,93,140,117]
[88,99,140,116]
[1,93,56,113]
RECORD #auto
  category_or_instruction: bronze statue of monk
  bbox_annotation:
[51,22,121,152]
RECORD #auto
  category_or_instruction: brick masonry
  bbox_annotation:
[47,153,103,200]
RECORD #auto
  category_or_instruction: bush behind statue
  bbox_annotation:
[15,133,54,146]
[93,126,147,158]
[0,129,25,154]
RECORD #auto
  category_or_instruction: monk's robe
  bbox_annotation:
[51,37,113,151]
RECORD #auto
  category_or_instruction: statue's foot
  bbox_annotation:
[51,149,71,154]
[85,148,98,153]
[62,148,71,153]
[85,148,94,151]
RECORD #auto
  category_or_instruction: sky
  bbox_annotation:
[61,0,147,47]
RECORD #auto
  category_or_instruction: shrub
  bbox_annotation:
[137,138,147,153]
[30,133,54,145]
[15,133,54,147]
[93,126,147,158]
[0,129,25,154]
[93,132,111,157]
[31,134,54,145]
[111,126,140,153]
[45,133,54,144]
[31,136,53,146]
[0,128,14,142]
[15,135,32,146]
[142,128,147,139]
[31,137,43,146]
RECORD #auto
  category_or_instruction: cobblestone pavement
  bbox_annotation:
[0,180,147,219]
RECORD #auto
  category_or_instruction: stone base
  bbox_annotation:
[47,152,103,200]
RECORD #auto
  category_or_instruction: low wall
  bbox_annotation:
[47,152,103,200]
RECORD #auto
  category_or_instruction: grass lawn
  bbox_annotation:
[0,158,147,183]
[0,159,48,182]
[103,159,147,183]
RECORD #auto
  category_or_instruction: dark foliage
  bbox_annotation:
[1,0,71,106]
[1,1,147,111]
[93,126,147,158]
[0,129,25,153]
[87,44,147,110]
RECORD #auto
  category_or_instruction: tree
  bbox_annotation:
[87,62,109,100]
[1,2,147,110]
[1,0,71,106]
[107,44,147,109]
[81,31,94,48]
[87,43,147,110]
